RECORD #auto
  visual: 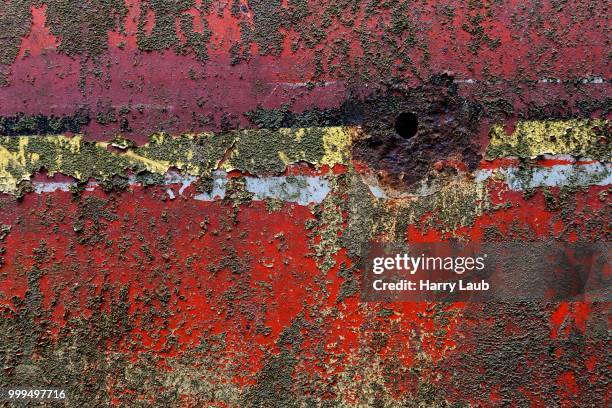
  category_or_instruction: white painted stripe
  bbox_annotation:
[245,176,330,205]
[32,181,74,193]
[475,163,611,191]
[368,163,611,198]
[496,163,611,191]
[24,161,612,202]
[453,77,607,84]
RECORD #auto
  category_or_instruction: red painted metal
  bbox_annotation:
[0,1,609,406]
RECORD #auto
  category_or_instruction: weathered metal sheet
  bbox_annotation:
[0,1,609,406]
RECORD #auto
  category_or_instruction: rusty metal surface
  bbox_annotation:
[0,1,609,406]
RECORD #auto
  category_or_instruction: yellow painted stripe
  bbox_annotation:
[0,127,355,194]
[486,119,609,160]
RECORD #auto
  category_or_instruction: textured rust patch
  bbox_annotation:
[352,76,483,188]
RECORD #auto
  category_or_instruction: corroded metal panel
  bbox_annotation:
[0,1,609,406]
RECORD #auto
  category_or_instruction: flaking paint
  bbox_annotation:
[0,127,353,195]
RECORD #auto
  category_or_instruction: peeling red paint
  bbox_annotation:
[0,1,608,138]
[1,177,609,404]
[0,0,609,406]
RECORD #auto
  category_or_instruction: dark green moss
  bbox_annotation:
[337,262,359,303]
[462,12,501,55]
[0,110,90,136]
[0,0,32,65]
[242,0,285,56]
[44,0,128,57]
[245,100,362,129]
[72,196,118,245]
[241,351,298,407]
[137,0,212,61]
[223,176,253,210]
[99,175,129,192]
[95,106,117,125]
[178,13,212,61]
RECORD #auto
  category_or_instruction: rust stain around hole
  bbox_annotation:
[353,78,483,190]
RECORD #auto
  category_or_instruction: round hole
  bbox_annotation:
[394,111,418,139]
